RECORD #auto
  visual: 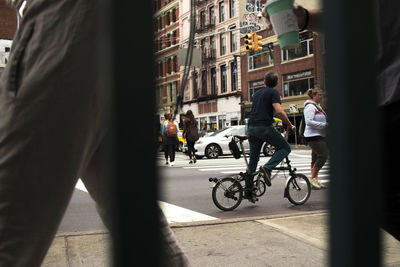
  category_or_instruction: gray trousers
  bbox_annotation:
[0,0,189,266]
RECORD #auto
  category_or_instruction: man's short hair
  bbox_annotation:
[264,72,278,87]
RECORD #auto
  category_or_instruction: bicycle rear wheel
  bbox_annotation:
[212,177,243,211]
[286,173,311,205]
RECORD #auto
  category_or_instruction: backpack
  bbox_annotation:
[166,121,178,137]
[299,115,305,137]
[299,102,325,137]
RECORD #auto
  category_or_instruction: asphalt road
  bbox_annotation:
[158,149,329,220]
[57,149,328,233]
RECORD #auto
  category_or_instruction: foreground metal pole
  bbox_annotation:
[98,1,160,266]
[323,0,382,266]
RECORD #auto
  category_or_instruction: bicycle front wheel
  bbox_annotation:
[253,179,266,197]
[286,173,311,205]
[212,177,243,211]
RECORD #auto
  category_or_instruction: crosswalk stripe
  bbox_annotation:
[75,179,88,192]
[158,201,218,223]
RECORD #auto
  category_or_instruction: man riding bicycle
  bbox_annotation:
[245,72,296,203]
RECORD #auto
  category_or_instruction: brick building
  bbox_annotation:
[239,29,325,143]
[153,0,180,123]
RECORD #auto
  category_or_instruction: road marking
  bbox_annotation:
[75,179,88,192]
[158,201,218,223]
[74,181,218,224]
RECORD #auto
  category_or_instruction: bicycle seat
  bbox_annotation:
[233,135,248,141]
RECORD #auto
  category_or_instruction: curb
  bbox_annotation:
[169,209,327,228]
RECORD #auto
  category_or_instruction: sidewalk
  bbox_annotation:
[42,211,400,266]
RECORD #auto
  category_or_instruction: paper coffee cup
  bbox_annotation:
[266,0,300,49]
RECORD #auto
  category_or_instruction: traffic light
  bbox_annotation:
[244,33,254,52]
[253,33,263,51]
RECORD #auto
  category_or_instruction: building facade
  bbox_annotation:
[240,29,325,143]
[180,0,243,131]
[154,0,180,122]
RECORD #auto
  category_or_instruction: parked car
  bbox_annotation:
[193,125,278,159]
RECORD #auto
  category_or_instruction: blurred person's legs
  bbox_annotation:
[168,144,175,163]
[158,206,191,266]
[308,138,328,188]
[0,0,191,266]
[246,134,264,192]
[381,101,400,241]
[248,125,291,172]
[0,0,109,265]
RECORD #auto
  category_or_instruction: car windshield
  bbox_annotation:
[209,127,230,136]
[209,126,245,137]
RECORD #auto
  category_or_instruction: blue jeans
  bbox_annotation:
[245,125,291,189]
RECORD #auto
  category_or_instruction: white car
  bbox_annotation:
[193,125,278,159]
[194,126,250,159]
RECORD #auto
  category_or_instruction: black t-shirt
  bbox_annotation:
[249,87,281,127]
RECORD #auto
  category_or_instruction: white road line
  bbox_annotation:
[158,201,218,223]
[75,179,88,192]
[75,181,218,224]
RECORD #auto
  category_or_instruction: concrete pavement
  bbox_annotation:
[42,211,400,266]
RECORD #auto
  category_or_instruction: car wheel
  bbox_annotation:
[205,144,221,159]
[263,143,276,156]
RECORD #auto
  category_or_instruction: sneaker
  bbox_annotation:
[259,166,271,187]
[189,159,193,164]
[193,155,197,163]
[310,178,321,189]
[165,161,169,166]
[244,191,258,203]
[317,181,327,189]
[170,161,175,167]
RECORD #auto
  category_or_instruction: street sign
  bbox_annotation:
[289,104,298,114]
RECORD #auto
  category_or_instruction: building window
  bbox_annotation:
[218,115,226,129]
[210,36,216,58]
[200,10,206,29]
[221,65,227,93]
[283,76,314,97]
[169,83,173,103]
[230,0,236,18]
[167,58,172,74]
[211,67,217,95]
[201,70,207,96]
[173,56,178,72]
[248,48,273,70]
[172,8,176,22]
[167,33,171,47]
[230,29,237,52]
[166,11,170,25]
[219,2,226,22]
[172,31,176,45]
[193,72,199,98]
[220,33,226,56]
[281,33,314,62]
[159,62,163,77]
[158,17,162,30]
[231,62,238,91]
[209,6,216,25]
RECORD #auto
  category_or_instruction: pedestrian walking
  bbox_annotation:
[246,72,296,203]
[0,1,190,266]
[162,113,179,166]
[183,110,199,164]
[303,88,328,189]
